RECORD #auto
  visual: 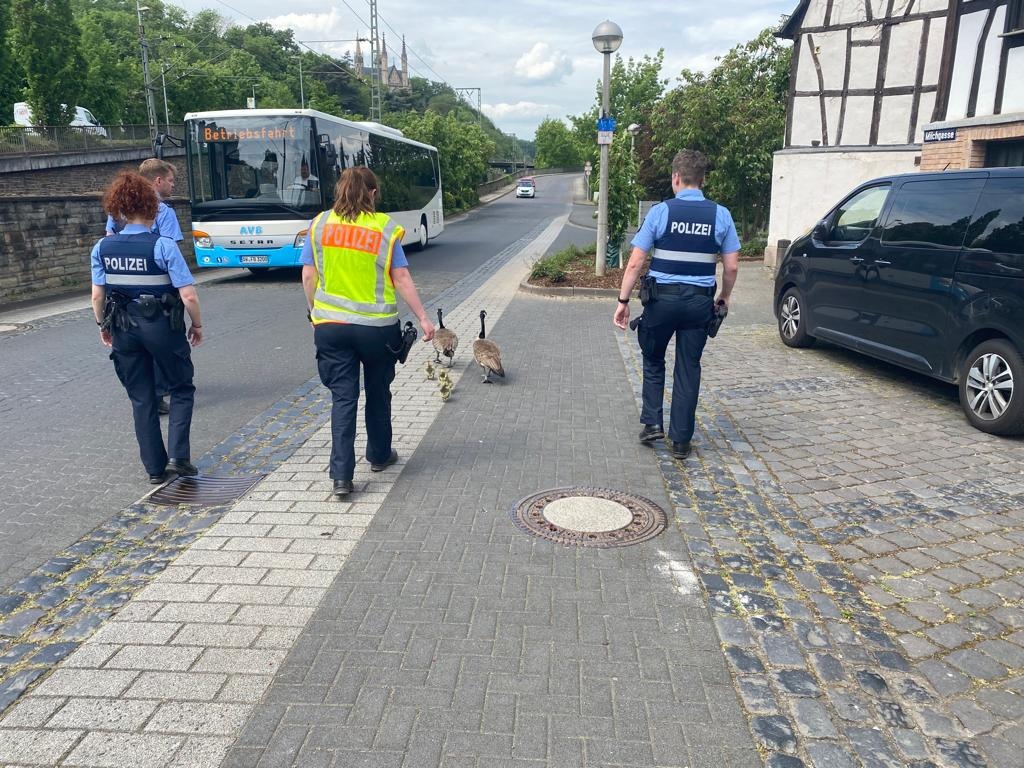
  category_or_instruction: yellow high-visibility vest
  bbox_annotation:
[309,210,404,326]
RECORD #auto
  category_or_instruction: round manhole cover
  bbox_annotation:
[510,486,667,548]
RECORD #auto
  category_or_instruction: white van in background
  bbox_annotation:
[13,102,108,137]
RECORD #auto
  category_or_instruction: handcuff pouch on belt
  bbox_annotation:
[386,321,418,364]
[638,274,658,306]
[135,294,161,320]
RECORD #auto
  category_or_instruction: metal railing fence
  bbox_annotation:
[0,124,184,156]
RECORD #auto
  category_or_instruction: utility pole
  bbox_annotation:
[161,68,169,130]
[368,0,383,122]
[136,1,158,140]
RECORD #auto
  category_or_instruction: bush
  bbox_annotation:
[530,242,596,283]
[740,235,767,260]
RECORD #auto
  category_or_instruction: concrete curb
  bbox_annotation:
[518,280,623,299]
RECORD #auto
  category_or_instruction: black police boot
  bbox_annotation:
[167,459,199,477]
[157,396,170,415]
[333,479,354,497]
[671,441,692,459]
[148,471,167,484]
[370,449,399,472]
[639,424,665,444]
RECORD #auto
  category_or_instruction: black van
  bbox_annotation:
[774,168,1024,435]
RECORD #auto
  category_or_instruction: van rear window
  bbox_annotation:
[881,179,984,249]
[965,178,1024,257]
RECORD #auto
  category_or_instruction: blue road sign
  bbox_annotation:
[597,117,616,132]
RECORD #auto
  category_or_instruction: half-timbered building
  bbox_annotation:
[766,0,1024,265]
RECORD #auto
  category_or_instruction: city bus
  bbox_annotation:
[182,108,443,269]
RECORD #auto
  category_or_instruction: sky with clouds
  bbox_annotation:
[171,0,796,140]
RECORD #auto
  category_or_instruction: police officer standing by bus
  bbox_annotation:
[91,172,203,484]
[613,150,740,459]
[301,167,434,498]
[105,158,185,416]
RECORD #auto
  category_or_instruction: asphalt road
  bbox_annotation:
[0,174,584,590]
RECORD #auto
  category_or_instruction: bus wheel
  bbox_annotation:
[417,217,429,250]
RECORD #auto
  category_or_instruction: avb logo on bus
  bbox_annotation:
[240,226,264,235]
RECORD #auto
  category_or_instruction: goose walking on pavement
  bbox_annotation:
[472,310,505,383]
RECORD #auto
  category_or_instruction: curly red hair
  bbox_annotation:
[103,172,158,222]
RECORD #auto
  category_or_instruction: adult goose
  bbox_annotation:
[432,307,458,367]
[472,310,505,383]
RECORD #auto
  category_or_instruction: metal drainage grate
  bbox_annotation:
[510,486,667,548]
[149,474,265,507]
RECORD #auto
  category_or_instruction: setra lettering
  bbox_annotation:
[103,256,147,272]
[669,221,713,236]
[321,224,383,254]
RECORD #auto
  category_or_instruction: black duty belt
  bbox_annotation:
[655,283,715,297]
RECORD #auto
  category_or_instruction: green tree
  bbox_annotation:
[0,0,23,123]
[650,28,790,235]
[13,0,85,125]
[393,110,494,212]
[599,130,642,266]
[570,50,667,178]
[534,118,580,168]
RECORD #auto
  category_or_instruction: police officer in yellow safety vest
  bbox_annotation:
[301,167,435,498]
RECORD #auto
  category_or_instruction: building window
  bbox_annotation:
[1009,0,1024,33]
[986,139,1024,167]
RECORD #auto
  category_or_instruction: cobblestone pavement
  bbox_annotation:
[220,299,759,767]
[617,275,1023,767]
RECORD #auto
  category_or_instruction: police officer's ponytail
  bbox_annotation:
[333,167,379,222]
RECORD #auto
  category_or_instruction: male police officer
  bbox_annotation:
[613,150,740,459]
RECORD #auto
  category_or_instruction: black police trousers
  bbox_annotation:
[314,321,401,481]
[110,307,195,476]
[637,286,713,444]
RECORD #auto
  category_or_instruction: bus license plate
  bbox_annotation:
[239,255,269,264]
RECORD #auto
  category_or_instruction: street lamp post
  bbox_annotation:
[592,20,623,277]
[627,123,640,156]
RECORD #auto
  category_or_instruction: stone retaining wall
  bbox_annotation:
[0,197,193,305]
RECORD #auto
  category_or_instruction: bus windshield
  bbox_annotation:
[186,115,322,218]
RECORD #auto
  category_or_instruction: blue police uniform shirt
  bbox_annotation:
[631,189,741,287]
[299,219,409,269]
[91,224,195,288]
[106,202,183,241]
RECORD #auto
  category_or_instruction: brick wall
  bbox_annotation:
[0,197,193,305]
[920,120,1024,171]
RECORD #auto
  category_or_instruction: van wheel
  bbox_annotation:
[959,339,1024,435]
[416,217,429,250]
[778,287,815,348]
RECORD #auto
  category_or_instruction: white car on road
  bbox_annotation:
[516,177,536,198]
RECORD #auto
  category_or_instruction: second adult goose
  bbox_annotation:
[432,307,458,367]
[472,310,505,383]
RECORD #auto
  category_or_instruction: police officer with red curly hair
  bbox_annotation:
[91,172,203,484]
